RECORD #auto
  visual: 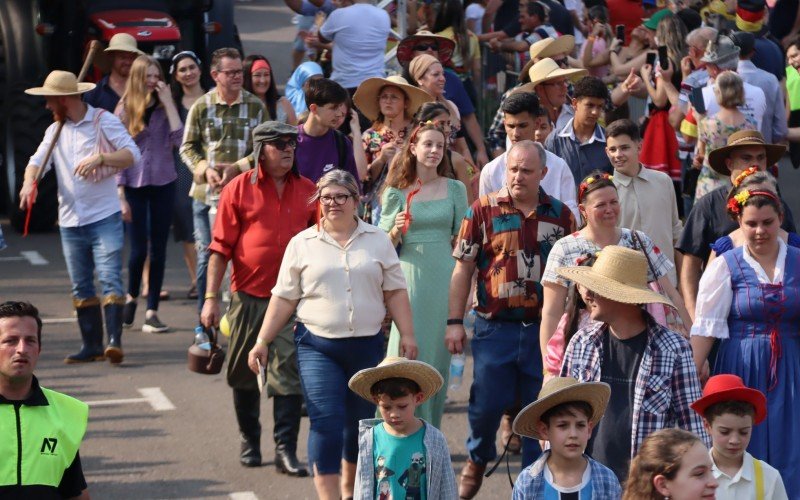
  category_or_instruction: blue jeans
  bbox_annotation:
[295,323,384,474]
[59,212,124,300]
[192,200,211,314]
[467,316,543,468]
[125,182,175,311]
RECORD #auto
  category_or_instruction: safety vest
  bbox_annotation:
[0,387,88,488]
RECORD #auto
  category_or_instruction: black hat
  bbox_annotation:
[729,30,756,57]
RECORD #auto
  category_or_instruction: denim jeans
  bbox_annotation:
[59,212,124,300]
[192,200,211,314]
[294,323,384,474]
[467,316,543,468]
[125,182,175,311]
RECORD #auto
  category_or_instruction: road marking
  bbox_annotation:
[229,493,259,500]
[20,251,48,265]
[0,256,24,262]
[86,387,175,411]
[42,318,76,324]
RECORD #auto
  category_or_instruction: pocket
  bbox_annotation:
[473,318,498,340]
[201,117,222,142]
[641,375,671,414]
[294,322,310,346]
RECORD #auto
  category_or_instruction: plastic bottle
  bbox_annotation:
[194,326,211,350]
[449,353,466,391]
[464,309,476,336]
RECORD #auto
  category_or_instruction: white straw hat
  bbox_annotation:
[104,33,145,55]
[353,76,433,121]
[528,58,587,87]
[349,356,444,404]
[25,71,96,96]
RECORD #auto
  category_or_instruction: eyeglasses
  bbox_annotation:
[218,69,243,77]
[413,43,438,52]
[268,138,297,151]
[319,194,352,206]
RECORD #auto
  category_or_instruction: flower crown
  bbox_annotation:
[726,189,779,215]
[578,173,614,204]
[732,166,758,188]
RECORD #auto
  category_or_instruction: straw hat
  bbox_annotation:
[556,245,675,308]
[527,58,587,88]
[707,129,785,176]
[520,35,576,79]
[513,377,610,440]
[105,33,145,55]
[349,356,444,404]
[690,374,767,424]
[25,71,96,96]
[396,31,455,65]
[353,76,434,121]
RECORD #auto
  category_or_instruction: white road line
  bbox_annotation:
[85,387,175,411]
[0,256,24,262]
[20,250,48,265]
[229,493,259,500]
[42,318,76,324]
[87,397,148,407]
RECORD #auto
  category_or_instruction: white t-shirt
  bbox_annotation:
[702,81,766,134]
[465,3,485,35]
[320,3,390,88]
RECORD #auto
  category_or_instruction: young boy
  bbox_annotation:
[690,374,788,499]
[532,106,553,145]
[349,356,457,500]
[512,377,621,499]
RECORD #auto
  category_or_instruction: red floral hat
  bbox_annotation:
[690,374,767,424]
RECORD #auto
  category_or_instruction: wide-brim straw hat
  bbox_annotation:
[513,377,610,440]
[353,75,434,121]
[25,70,96,96]
[526,58,587,88]
[105,33,145,55]
[349,356,444,404]
[397,31,455,65]
[556,245,675,308]
[520,35,576,80]
[707,129,785,176]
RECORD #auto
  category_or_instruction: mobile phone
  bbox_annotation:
[646,52,656,67]
[658,46,669,70]
[615,24,625,43]
[690,86,706,115]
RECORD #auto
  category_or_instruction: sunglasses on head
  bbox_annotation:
[269,138,297,151]
[413,43,438,52]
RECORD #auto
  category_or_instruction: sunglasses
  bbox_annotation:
[269,138,297,151]
[413,43,438,52]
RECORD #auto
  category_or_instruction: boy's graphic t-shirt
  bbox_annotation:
[373,423,427,500]
[543,461,593,500]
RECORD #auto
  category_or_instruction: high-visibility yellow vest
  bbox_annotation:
[0,387,88,487]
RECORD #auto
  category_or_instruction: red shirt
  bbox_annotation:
[209,169,317,298]
[608,0,644,45]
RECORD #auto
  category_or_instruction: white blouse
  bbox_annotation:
[691,239,787,339]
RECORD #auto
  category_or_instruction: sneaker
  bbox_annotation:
[142,314,170,334]
[122,301,137,329]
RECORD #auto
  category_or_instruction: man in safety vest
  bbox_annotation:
[0,301,89,498]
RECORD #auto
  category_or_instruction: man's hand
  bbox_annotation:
[248,342,269,375]
[19,181,37,210]
[200,298,221,329]
[475,150,489,169]
[445,324,467,354]
[620,68,643,94]
[205,166,223,189]
[680,56,694,79]
[74,153,104,178]
[219,163,240,186]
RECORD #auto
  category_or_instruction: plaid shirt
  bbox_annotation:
[453,187,575,322]
[513,451,622,500]
[179,88,265,201]
[561,314,709,456]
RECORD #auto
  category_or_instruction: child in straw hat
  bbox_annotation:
[348,357,457,500]
[512,376,620,499]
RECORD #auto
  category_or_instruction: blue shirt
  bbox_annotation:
[373,423,427,500]
[738,59,788,143]
[444,70,475,117]
[82,76,120,112]
[513,451,621,500]
[544,118,612,187]
[752,37,785,83]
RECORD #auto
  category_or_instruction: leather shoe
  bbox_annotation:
[275,444,308,477]
[459,460,486,499]
[240,438,261,467]
[501,413,522,455]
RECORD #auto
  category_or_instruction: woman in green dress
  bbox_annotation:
[379,121,468,427]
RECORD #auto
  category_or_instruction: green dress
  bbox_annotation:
[379,178,469,428]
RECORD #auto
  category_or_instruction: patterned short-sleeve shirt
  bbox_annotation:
[453,187,575,322]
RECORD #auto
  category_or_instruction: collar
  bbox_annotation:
[303,216,378,239]
[738,59,757,71]
[73,104,99,126]
[710,450,753,483]
[213,87,244,105]
[613,164,653,186]
[557,118,606,144]
[0,376,49,406]
[495,186,552,210]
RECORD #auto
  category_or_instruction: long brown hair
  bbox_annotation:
[623,429,703,500]
[385,122,451,189]
[121,55,162,137]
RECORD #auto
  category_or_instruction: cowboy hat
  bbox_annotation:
[349,356,444,404]
[520,35,577,80]
[527,58,587,88]
[25,71,96,96]
[556,245,676,308]
[513,377,611,440]
[105,33,145,55]
[396,31,455,65]
[353,76,434,121]
[690,374,767,424]
[707,129,786,176]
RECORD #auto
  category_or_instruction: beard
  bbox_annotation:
[50,102,68,123]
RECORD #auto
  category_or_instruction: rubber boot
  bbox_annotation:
[65,299,106,364]
[103,296,125,364]
[233,388,262,467]
[273,395,308,477]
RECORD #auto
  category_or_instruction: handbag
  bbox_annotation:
[84,109,120,183]
[631,230,687,335]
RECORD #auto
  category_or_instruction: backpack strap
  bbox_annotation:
[333,129,347,171]
[753,457,764,500]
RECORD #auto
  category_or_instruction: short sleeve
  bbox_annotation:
[319,9,339,40]
[541,237,572,286]
[450,180,469,236]
[710,235,733,257]
[378,187,404,233]
[377,233,407,291]
[57,451,87,498]
[677,196,715,259]
[452,199,484,262]
[271,237,305,300]
[689,255,732,339]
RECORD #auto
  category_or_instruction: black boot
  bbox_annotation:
[65,300,106,364]
[233,388,262,467]
[273,395,308,477]
[104,299,124,364]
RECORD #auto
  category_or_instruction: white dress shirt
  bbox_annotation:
[28,105,140,227]
[710,451,788,500]
[702,81,766,136]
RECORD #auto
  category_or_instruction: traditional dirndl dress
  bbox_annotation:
[714,245,800,493]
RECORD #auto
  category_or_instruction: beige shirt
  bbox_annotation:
[272,218,407,339]
[614,165,683,285]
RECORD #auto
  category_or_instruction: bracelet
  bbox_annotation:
[447,318,464,325]
[204,292,218,300]
[255,337,268,346]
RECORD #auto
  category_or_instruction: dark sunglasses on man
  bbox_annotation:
[269,138,297,151]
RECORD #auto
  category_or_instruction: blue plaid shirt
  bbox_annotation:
[561,314,709,456]
[513,451,621,499]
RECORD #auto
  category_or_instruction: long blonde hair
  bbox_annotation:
[121,55,162,137]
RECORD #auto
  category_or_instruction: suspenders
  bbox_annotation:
[753,458,764,500]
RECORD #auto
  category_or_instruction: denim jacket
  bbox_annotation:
[512,450,622,499]
[354,418,458,500]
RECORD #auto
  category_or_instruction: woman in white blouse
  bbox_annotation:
[247,170,417,500]
[690,185,800,492]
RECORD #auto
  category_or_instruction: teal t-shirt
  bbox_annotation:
[373,422,427,500]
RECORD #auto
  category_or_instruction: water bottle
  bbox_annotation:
[449,353,466,391]
[194,326,211,350]
[464,309,476,337]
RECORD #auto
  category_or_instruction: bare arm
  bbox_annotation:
[451,151,476,205]
[540,282,568,370]
[690,335,715,375]
[247,295,301,374]
[462,113,489,167]
[200,252,229,328]
[384,288,418,359]
[679,253,703,323]
[445,259,477,354]
[657,275,693,336]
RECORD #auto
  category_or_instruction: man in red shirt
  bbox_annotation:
[201,121,316,475]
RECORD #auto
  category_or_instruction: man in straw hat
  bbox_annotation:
[447,139,575,498]
[19,70,141,364]
[348,356,457,499]
[83,33,145,112]
[677,129,794,321]
[522,56,587,133]
[511,377,621,499]
[200,122,316,473]
[557,245,708,482]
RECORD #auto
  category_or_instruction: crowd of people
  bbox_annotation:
[4,0,800,496]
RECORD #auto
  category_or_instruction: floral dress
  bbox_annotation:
[360,124,410,223]
[695,114,757,199]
